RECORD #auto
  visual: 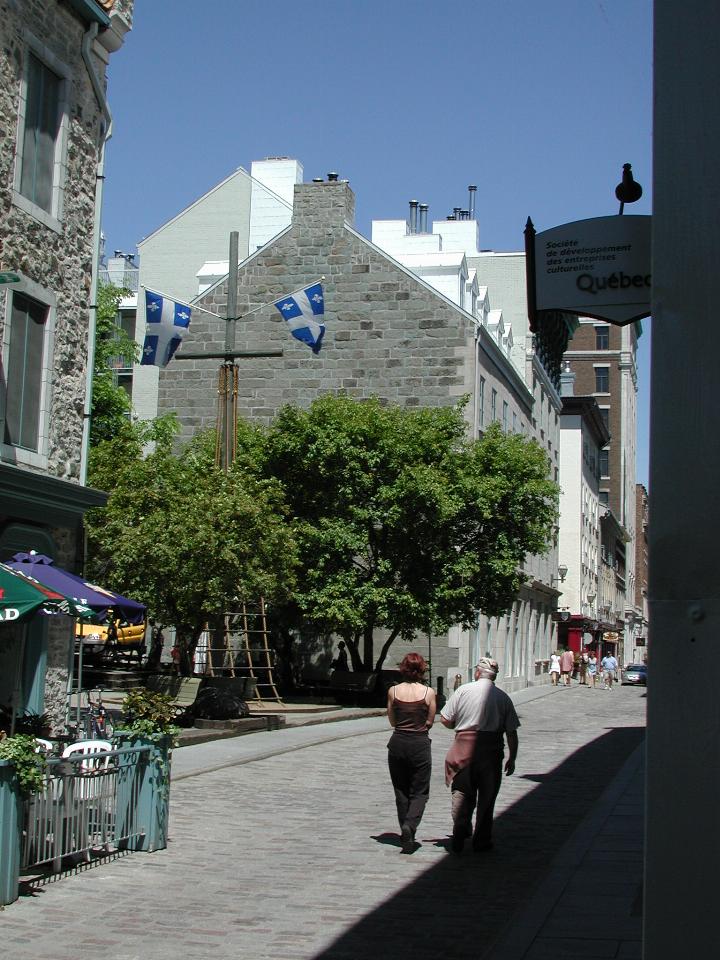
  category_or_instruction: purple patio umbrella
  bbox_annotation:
[6,552,146,625]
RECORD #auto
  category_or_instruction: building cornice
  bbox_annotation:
[0,463,107,527]
[561,395,612,448]
[600,507,631,543]
[63,0,112,28]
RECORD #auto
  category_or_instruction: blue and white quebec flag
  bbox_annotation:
[273,282,325,354]
[141,289,192,367]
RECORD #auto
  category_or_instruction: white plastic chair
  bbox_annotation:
[61,740,113,799]
[35,738,53,754]
[61,739,113,759]
[59,740,115,860]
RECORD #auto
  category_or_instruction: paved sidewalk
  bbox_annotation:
[2,682,646,960]
[485,741,644,959]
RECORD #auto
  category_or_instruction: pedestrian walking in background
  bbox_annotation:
[146,620,165,671]
[440,658,520,854]
[170,644,181,675]
[386,653,436,853]
[331,640,349,672]
[578,651,589,685]
[587,652,598,688]
[601,652,619,689]
[550,652,561,686]
[560,648,574,686]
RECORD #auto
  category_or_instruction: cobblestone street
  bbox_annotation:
[1,684,646,960]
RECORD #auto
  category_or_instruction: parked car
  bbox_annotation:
[622,663,647,686]
[76,621,146,661]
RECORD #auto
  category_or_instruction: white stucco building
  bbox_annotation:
[371,194,570,688]
[555,364,611,654]
[107,158,301,422]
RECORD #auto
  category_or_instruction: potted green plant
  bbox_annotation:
[119,688,180,742]
[0,733,47,797]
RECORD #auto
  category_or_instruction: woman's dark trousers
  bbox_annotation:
[387,732,432,834]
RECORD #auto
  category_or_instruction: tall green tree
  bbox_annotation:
[85,426,298,674]
[90,282,139,446]
[262,395,559,671]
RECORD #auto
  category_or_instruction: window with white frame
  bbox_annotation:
[599,447,610,477]
[14,42,68,227]
[478,375,485,430]
[594,366,610,393]
[595,325,610,350]
[2,289,53,458]
[502,400,508,433]
[491,388,497,422]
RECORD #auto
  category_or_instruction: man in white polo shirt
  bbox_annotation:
[440,658,520,852]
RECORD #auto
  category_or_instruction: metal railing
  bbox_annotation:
[21,745,150,875]
[99,266,140,293]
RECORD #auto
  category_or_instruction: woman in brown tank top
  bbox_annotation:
[386,652,437,853]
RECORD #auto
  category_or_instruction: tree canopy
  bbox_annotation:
[260,394,559,671]
[85,390,558,677]
[85,424,298,673]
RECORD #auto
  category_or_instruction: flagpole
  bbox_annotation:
[158,231,326,472]
[221,232,239,472]
[140,286,216,319]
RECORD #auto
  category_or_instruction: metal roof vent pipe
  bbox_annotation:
[419,203,429,233]
[312,177,324,183]
[468,184,477,220]
[327,172,339,181]
[453,207,462,221]
[408,200,419,234]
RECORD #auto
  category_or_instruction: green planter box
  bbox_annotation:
[113,734,172,852]
[0,761,22,906]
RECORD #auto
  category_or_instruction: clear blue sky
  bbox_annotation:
[101,0,653,484]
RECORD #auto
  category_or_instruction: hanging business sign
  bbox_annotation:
[528,215,651,326]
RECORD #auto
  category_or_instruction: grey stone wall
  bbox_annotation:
[0,0,119,481]
[43,522,82,728]
[159,181,484,441]
[0,1,132,727]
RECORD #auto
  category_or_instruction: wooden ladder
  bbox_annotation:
[228,599,282,703]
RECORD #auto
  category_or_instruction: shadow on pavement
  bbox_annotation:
[313,725,644,960]
[370,831,403,848]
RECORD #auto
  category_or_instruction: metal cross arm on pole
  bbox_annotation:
[172,349,284,361]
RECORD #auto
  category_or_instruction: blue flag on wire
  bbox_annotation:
[273,282,325,354]
[141,289,192,367]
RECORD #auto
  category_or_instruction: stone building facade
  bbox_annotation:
[0,0,132,725]
[157,178,560,692]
